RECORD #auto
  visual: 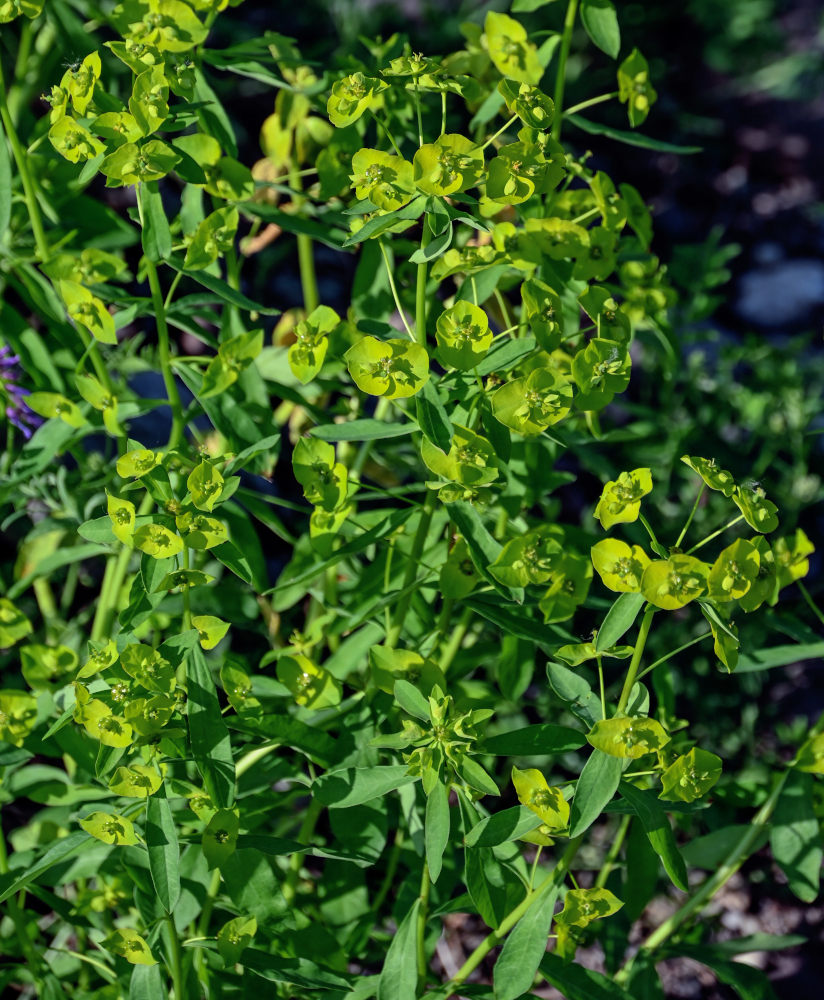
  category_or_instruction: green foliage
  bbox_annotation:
[0,1,819,999]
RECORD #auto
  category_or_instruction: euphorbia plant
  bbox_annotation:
[0,1,821,999]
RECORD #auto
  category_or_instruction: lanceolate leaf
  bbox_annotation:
[580,0,621,59]
[619,781,688,891]
[187,645,236,808]
[569,750,623,838]
[377,899,421,1000]
[494,881,560,1000]
[596,592,646,652]
[425,781,451,883]
[145,790,181,912]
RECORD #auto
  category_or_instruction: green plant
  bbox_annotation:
[0,1,821,999]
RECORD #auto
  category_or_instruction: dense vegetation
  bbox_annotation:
[0,1,821,998]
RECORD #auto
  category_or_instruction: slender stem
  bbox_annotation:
[686,514,745,555]
[91,492,154,641]
[552,0,580,141]
[282,798,322,905]
[564,91,619,117]
[370,111,402,156]
[291,169,319,314]
[616,605,655,714]
[479,114,518,151]
[448,836,583,989]
[593,813,630,889]
[165,913,185,999]
[415,220,431,346]
[441,91,447,135]
[615,770,789,984]
[638,513,662,552]
[385,490,437,648]
[417,859,431,991]
[438,606,472,673]
[798,581,824,629]
[597,655,606,718]
[636,631,712,681]
[528,845,544,889]
[571,206,600,226]
[0,61,50,261]
[146,262,185,448]
[675,483,705,548]
[493,288,512,331]
[414,77,424,147]
[379,241,415,338]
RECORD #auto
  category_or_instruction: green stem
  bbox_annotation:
[448,836,583,989]
[675,483,705,548]
[385,490,437,648]
[686,514,745,555]
[570,206,600,226]
[552,0,580,141]
[564,91,618,117]
[438,606,472,673]
[593,813,630,889]
[616,605,655,714]
[415,221,431,346]
[282,798,322,905]
[636,630,712,681]
[417,859,431,991]
[493,288,513,330]
[0,60,50,261]
[615,770,789,984]
[91,492,154,640]
[379,241,415,338]
[479,114,519,151]
[137,186,185,449]
[291,170,319,313]
[165,913,185,999]
[798,581,824,630]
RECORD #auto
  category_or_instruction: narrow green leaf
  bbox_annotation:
[494,881,560,1000]
[569,750,623,838]
[394,678,431,721]
[567,114,702,153]
[242,948,352,990]
[483,724,586,756]
[736,642,824,672]
[619,781,688,891]
[540,952,634,1000]
[0,831,90,903]
[314,765,416,809]
[187,645,236,808]
[465,806,542,848]
[596,592,645,652]
[168,257,280,314]
[425,782,450,883]
[377,898,421,1000]
[342,196,426,246]
[309,419,414,442]
[475,336,538,377]
[140,182,171,263]
[417,378,454,452]
[680,824,769,869]
[447,501,523,602]
[546,661,603,728]
[0,116,11,243]
[581,0,621,59]
[239,201,348,249]
[145,790,181,912]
